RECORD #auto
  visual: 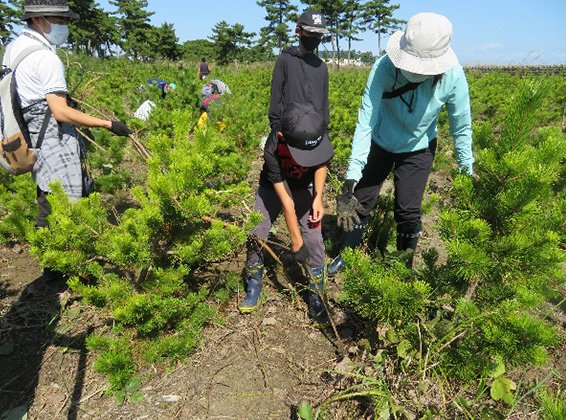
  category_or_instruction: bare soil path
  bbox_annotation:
[0,241,358,419]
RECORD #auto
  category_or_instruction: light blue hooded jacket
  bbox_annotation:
[346,55,473,181]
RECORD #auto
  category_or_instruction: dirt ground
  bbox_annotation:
[1,171,564,419]
[0,240,361,419]
[0,144,358,420]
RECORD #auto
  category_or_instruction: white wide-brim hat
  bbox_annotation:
[386,12,459,75]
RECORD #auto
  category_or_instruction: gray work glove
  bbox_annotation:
[110,120,131,137]
[336,179,361,232]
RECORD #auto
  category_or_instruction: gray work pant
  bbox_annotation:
[248,185,325,268]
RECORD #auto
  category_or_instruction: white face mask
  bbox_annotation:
[42,18,69,46]
[400,69,430,83]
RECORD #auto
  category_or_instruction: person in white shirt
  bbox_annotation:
[1,0,131,230]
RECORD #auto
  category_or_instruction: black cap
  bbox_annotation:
[281,102,334,167]
[297,10,329,34]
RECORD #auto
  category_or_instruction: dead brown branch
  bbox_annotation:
[70,97,151,161]
[464,278,480,301]
[71,97,112,120]
[76,128,110,156]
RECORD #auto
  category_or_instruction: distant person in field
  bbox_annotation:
[146,78,177,99]
[329,12,474,275]
[197,57,211,80]
[1,0,131,279]
[239,10,333,327]
[197,79,231,128]
[199,79,230,112]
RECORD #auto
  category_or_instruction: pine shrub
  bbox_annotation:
[28,97,257,394]
[342,79,565,390]
[0,173,37,243]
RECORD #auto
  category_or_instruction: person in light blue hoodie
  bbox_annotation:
[329,12,474,273]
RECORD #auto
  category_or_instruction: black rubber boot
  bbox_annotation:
[327,254,346,277]
[328,218,368,277]
[308,266,329,327]
[239,238,264,313]
[239,261,264,313]
[396,227,421,268]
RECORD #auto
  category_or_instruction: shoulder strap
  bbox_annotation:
[7,44,52,150]
[382,81,422,99]
[10,44,50,72]
[35,108,52,150]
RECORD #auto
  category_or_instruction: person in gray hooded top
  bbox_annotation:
[2,0,131,230]
[239,10,334,327]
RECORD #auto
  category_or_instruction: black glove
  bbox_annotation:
[336,179,361,232]
[292,243,310,265]
[110,120,131,137]
[292,243,311,277]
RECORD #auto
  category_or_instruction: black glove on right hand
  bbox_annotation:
[292,243,311,278]
[110,120,131,137]
[336,179,361,232]
[292,243,310,264]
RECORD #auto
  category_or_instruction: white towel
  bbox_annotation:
[134,100,156,120]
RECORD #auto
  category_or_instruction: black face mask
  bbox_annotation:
[300,35,321,52]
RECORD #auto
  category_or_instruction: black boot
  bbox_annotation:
[328,218,368,277]
[239,261,264,313]
[396,227,421,268]
[308,266,329,327]
[239,238,264,313]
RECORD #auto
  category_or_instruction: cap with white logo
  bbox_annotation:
[281,102,334,167]
[297,10,329,34]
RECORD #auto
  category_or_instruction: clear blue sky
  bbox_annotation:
[97,0,566,65]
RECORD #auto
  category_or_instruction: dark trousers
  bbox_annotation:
[248,186,325,268]
[36,187,51,229]
[35,167,91,229]
[353,139,437,234]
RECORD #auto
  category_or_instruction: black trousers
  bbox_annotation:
[353,138,437,234]
[36,187,51,229]
[35,167,91,229]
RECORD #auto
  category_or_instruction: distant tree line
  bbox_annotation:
[0,0,404,64]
